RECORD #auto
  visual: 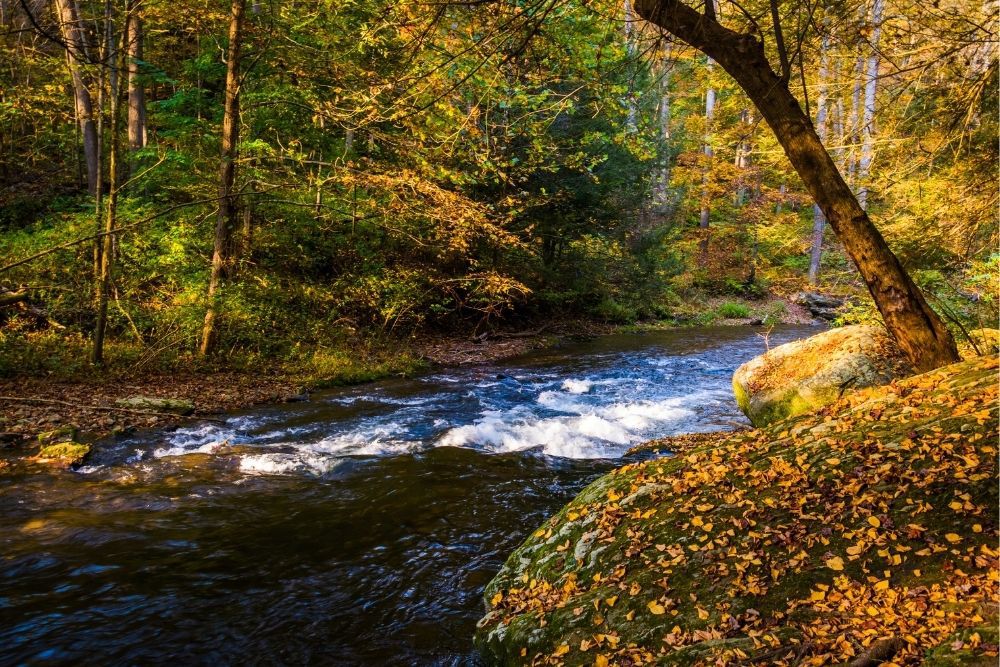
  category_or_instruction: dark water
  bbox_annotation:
[0,326,814,665]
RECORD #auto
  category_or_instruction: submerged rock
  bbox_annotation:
[33,442,91,466]
[732,325,911,427]
[474,355,999,665]
[115,396,195,415]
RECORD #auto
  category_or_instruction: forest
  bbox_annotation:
[0,0,997,665]
[1,0,995,380]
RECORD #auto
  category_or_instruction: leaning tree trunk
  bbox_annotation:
[200,0,246,357]
[634,0,959,372]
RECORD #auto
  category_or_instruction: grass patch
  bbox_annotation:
[716,301,751,319]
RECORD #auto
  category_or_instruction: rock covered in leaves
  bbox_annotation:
[475,354,999,666]
[732,325,912,427]
[114,396,195,415]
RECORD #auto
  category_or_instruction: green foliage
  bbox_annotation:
[1,0,996,374]
[716,301,751,319]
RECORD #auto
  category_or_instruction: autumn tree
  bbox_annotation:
[633,0,960,371]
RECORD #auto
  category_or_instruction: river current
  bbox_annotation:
[0,326,814,665]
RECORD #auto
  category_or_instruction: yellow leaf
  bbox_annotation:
[553,643,570,657]
[696,606,709,620]
[490,592,503,606]
[874,579,889,591]
[810,589,826,601]
[595,656,609,667]
[948,501,963,511]
[826,457,841,466]
[826,556,845,571]
[868,516,881,528]
[647,601,666,615]
[691,516,704,527]
[605,596,618,607]
[580,639,591,652]
[945,533,961,543]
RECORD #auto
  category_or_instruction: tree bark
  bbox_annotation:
[698,58,715,264]
[53,0,98,195]
[126,0,146,153]
[634,0,959,371]
[808,35,831,285]
[92,3,128,365]
[200,0,246,357]
[857,0,884,210]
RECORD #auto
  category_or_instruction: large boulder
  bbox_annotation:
[474,355,999,665]
[732,325,911,427]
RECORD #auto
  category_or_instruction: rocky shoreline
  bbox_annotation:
[474,351,999,665]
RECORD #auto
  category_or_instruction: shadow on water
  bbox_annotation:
[0,326,816,665]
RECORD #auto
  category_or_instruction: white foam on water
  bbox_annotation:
[152,424,238,458]
[436,394,702,459]
[561,378,593,394]
[239,452,344,476]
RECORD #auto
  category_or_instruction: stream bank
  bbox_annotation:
[475,354,999,665]
[0,311,812,450]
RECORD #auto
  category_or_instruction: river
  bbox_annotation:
[0,326,815,665]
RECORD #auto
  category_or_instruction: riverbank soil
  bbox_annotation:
[475,354,999,665]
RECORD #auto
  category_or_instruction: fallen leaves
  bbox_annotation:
[479,355,999,666]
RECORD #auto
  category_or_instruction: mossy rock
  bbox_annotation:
[475,355,999,666]
[37,425,79,445]
[114,396,195,415]
[34,442,91,466]
[732,324,912,427]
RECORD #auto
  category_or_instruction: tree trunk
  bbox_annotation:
[654,43,673,212]
[634,0,959,371]
[698,57,715,264]
[54,0,98,195]
[623,0,637,133]
[126,1,146,153]
[808,35,831,285]
[200,0,246,357]
[857,0,884,210]
[92,4,128,365]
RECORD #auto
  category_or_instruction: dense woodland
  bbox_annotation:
[0,0,996,377]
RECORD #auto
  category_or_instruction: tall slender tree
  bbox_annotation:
[126,0,146,154]
[808,34,831,285]
[92,0,129,364]
[857,0,884,210]
[200,0,247,356]
[53,0,98,194]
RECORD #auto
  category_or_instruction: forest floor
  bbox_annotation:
[0,296,818,451]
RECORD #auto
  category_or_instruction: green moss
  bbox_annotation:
[36,442,90,463]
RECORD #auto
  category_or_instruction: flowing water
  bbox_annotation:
[0,326,815,665]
